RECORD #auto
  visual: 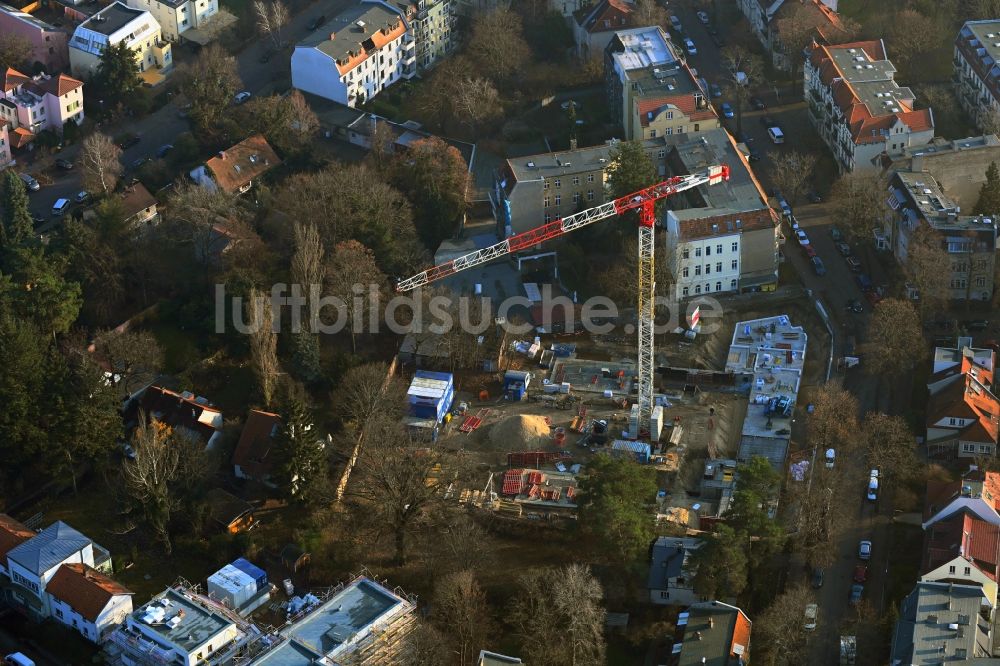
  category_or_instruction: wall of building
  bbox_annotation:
[0,12,69,72]
[738,225,779,289]
[921,557,998,605]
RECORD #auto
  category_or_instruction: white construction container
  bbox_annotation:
[208,564,257,611]
[650,405,664,440]
[628,404,641,440]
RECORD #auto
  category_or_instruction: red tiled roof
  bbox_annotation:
[926,372,999,443]
[205,134,281,194]
[29,73,82,98]
[922,512,1000,580]
[46,563,132,622]
[636,95,717,127]
[731,608,752,657]
[676,208,776,242]
[967,514,1000,570]
[0,514,35,562]
[1,67,29,93]
[232,410,281,480]
[9,127,33,149]
[575,0,633,33]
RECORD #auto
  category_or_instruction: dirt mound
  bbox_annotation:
[488,414,552,450]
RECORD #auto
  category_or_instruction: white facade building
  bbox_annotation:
[291,0,415,107]
[125,0,219,42]
[0,68,84,137]
[69,2,171,79]
[46,563,133,644]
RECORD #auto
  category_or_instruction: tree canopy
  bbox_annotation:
[975,161,1000,216]
[577,454,658,567]
[93,41,143,107]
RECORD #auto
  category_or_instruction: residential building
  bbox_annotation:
[131,385,224,449]
[397,0,454,70]
[46,563,133,643]
[0,123,11,167]
[69,2,171,82]
[4,520,113,621]
[923,469,1000,529]
[891,581,995,665]
[106,584,246,665]
[0,67,83,141]
[204,488,255,534]
[926,369,1000,459]
[955,20,1000,133]
[291,0,415,108]
[663,129,778,295]
[647,536,703,606]
[881,135,1000,299]
[921,511,1000,605]
[232,409,282,483]
[478,651,523,666]
[929,337,995,396]
[189,134,281,195]
[125,0,218,42]
[118,182,159,229]
[247,575,416,665]
[737,0,849,71]
[605,27,718,141]
[0,2,70,72]
[725,315,807,472]
[804,40,934,172]
[451,0,508,16]
[573,0,633,61]
[670,600,751,666]
[0,514,36,578]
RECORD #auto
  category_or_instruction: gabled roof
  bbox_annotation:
[1,67,30,93]
[232,410,281,480]
[118,182,157,221]
[28,72,83,98]
[204,134,281,194]
[46,563,132,621]
[137,385,222,444]
[9,126,33,149]
[637,95,717,127]
[924,470,1000,526]
[923,511,1000,580]
[926,374,1000,444]
[675,208,776,242]
[205,488,253,528]
[0,514,35,563]
[574,0,632,34]
[7,521,91,575]
[647,537,700,589]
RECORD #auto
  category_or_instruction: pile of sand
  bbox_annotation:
[489,414,552,450]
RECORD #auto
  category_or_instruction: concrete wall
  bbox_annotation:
[738,225,778,288]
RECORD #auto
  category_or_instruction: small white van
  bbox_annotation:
[768,126,785,144]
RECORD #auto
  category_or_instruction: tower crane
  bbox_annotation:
[396,164,730,437]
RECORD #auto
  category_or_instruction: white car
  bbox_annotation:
[795,229,810,246]
[859,540,872,560]
[803,603,818,631]
[824,448,835,469]
[683,38,697,56]
[697,10,709,24]
[867,468,879,501]
[234,91,252,105]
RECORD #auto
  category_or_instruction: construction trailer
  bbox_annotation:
[503,370,531,401]
[611,439,652,464]
[407,371,454,422]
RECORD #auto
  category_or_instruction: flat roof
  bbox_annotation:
[725,316,806,445]
[610,26,676,73]
[131,587,236,652]
[0,2,58,30]
[666,129,767,214]
[281,578,411,657]
[895,171,999,232]
[828,45,913,116]
[81,2,148,36]
[250,638,333,665]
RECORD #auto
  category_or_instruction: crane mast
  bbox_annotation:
[397,164,730,436]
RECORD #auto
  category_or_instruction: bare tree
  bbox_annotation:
[980,107,1000,136]
[247,288,280,407]
[254,0,289,49]
[887,10,942,80]
[291,222,325,299]
[80,132,123,196]
[94,329,163,396]
[285,90,319,147]
[906,225,951,316]
[368,120,398,173]
[339,363,405,437]
[862,412,918,484]
[508,564,606,666]
[0,34,32,73]
[423,512,497,575]
[770,150,819,205]
[829,171,886,243]
[753,585,815,666]
[719,45,763,135]
[178,44,242,138]
[634,0,668,28]
[806,384,860,455]
[431,570,493,666]
[467,9,531,83]
[865,298,926,376]
[123,418,180,554]
[450,76,503,130]
[399,621,450,666]
[326,240,386,352]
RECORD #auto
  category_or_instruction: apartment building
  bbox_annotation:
[0,68,84,142]
[955,20,1000,132]
[69,2,171,79]
[291,0,415,107]
[125,0,219,42]
[46,564,134,644]
[804,39,934,172]
[605,27,718,141]
[663,128,779,296]
[0,2,70,73]
[573,0,633,60]
[397,0,455,70]
[891,582,995,664]
[737,0,848,71]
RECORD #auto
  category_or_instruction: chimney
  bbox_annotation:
[709,617,714,628]
[218,151,226,160]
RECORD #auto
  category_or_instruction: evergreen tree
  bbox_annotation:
[975,161,1000,215]
[94,41,142,107]
[275,386,329,504]
[1,170,33,254]
[290,331,323,384]
[688,524,749,598]
[606,140,657,200]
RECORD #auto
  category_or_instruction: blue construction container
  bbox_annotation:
[407,371,454,423]
[231,557,268,590]
[610,439,651,464]
[503,370,530,401]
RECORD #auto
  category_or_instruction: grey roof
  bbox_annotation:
[647,536,700,590]
[960,20,1000,82]
[131,587,235,652]
[81,2,148,36]
[895,170,999,233]
[7,521,90,575]
[0,2,58,30]
[478,651,523,666]
[664,129,766,214]
[506,142,617,183]
[248,638,322,665]
[298,1,405,63]
[827,43,916,118]
[891,581,994,665]
[676,600,749,666]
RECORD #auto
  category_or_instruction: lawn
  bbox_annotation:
[148,317,204,373]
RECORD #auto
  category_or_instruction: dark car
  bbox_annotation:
[118,134,140,149]
[836,241,851,256]
[846,299,863,314]
[130,157,149,171]
[750,97,766,110]
[849,584,864,605]
[156,144,173,158]
[747,150,761,162]
[55,158,74,170]
[811,256,826,276]
[307,14,326,30]
[846,255,862,272]
[811,568,824,589]
[710,33,725,48]
[856,273,873,291]
[853,564,868,583]
[807,189,822,203]
[31,212,45,225]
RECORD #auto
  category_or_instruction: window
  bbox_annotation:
[949,418,957,425]
[716,244,723,254]
[544,196,550,207]
[587,174,594,183]
[951,278,968,289]
[544,213,552,222]
[695,284,701,294]
[949,565,957,574]
[981,445,992,454]
[695,265,702,276]
[682,248,689,259]
[732,242,738,252]
[716,262,722,272]
[705,246,711,256]
[963,443,977,453]
[55,608,63,618]
[705,283,710,293]
[658,149,665,158]
[730,279,737,289]
[705,264,711,274]
[682,287,689,296]
[660,591,669,599]
[649,130,657,138]
[965,566,973,575]
[977,276,987,287]
[695,247,702,257]
[716,281,721,291]
[572,176,579,185]
[544,181,549,190]
[666,111,673,119]
[573,192,580,204]
[665,128,672,135]
[682,267,689,278]
[555,194,561,205]
[554,179,561,188]
[587,189,594,201]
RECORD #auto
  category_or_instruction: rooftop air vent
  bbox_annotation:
[527,161,535,168]
[356,20,366,28]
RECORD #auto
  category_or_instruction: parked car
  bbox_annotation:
[234,91,252,105]
[51,198,70,217]
[55,158,74,170]
[803,244,817,259]
[118,133,140,149]
[749,96,766,110]
[130,157,149,171]
[846,299,863,314]
[696,10,709,24]
[858,540,872,560]
[720,102,733,118]
[811,567,824,588]
[768,126,785,143]
[156,144,173,158]
[306,14,327,30]
[849,583,864,605]
[825,448,835,468]
[836,241,851,256]
[709,83,722,98]
[75,190,90,204]
[669,14,682,31]
[853,564,868,583]
[747,150,761,162]
[795,229,809,246]
[866,287,884,306]
[855,273,873,291]
[803,603,818,631]
[683,37,697,55]
[811,256,826,276]
[830,226,843,241]
[867,469,879,501]
[846,255,862,272]
[4,653,35,666]
[19,173,39,191]
[31,212,45,225]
